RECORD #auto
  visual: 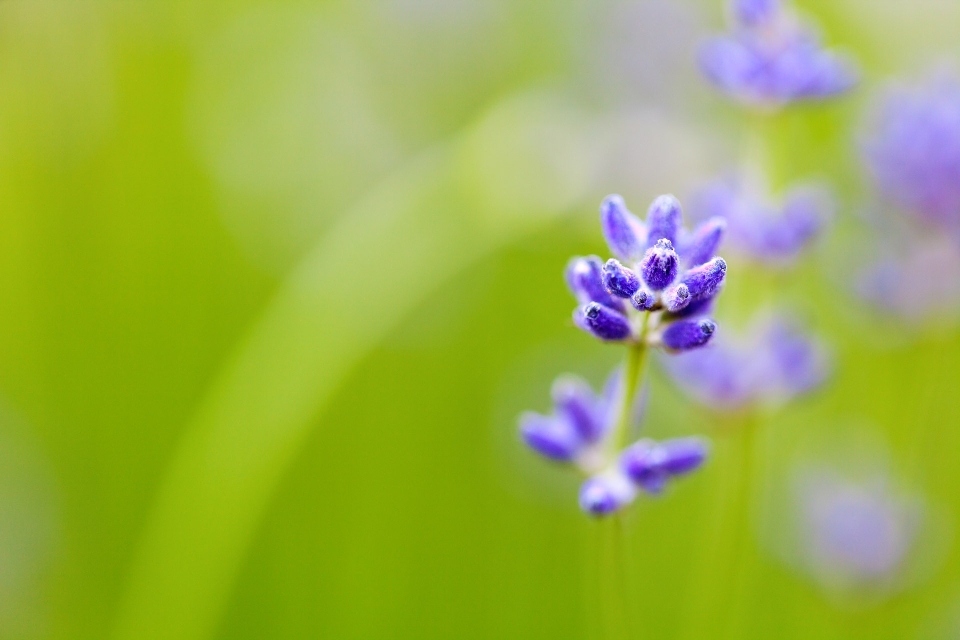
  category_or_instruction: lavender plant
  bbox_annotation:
[856,74,960,320]
[519,194,723,516]
[794,470,922,595]
[698,0,857,108]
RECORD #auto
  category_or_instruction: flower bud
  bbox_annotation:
[602,259,641,298]
[600,195,645,263]
[646,195,683,248]
[639,239,680,291]
[680,257,727,300]
[565,255,624,311]
[620,440,668,494]
[663,284,691,312]
[662,319,717,351]
[579,472,637,516]
[683,217,727,268]
[519,413,580,461]
[551,376,604,443]
[660,437,709,475]
[575,303,634,342]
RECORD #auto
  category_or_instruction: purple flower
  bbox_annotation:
[664,313,828,410]
[698,0,857,107]
[855,231,960,322]
[579,471,638,516]
[795,471,922,591]
[620,437,709,494]
[519,367,710,516]
[661,319,717,352]
[572,193,727,349]
[863,75,960,234]
[689,178,831,264]
[519,373,616,467]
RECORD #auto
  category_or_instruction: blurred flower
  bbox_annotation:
[689,177,831,264]
[863,74,960,235]
[664,313,829,411]
[698,0,857,107]
[794,470,922,594]
[519,367,708,516]
[855,231,960,322]
[568,194,727,348]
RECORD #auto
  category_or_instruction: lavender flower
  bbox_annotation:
[520,192,719,516]
[689,178,831,264]
[664,313,828,410]
[519,372,618,469]
[855,230,960,322]
[520,369,708,516]
[795,470,922,592]
[863,76,960,234]
[570,194,727,348]
[699,0,857,107]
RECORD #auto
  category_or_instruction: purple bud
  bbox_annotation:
[602,259,641,298]
[668,293,716,318]
[520,413,580,461]
[662,319,717,351]
[680,257,727,300]
[646,195,683,248]
[551,376,604,443]
[620,440,668,494]
[579,472,637,516]
[639,239,680,291]
[600,195,646,262]
[565,256,623,311]
[663,284,691,312]
[683,217,727,268]
[631,288,655,311]
[660,437,709,475]
[732,0,780,27]
[575,303,633,342]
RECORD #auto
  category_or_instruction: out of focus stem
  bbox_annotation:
[612,314,651,453]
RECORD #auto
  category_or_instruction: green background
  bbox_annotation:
[0,1,958,638]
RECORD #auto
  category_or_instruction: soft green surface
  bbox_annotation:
[0,1,959,639]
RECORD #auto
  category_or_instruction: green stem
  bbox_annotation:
[612,315,651,453]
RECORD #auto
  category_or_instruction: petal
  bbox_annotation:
[600,194,646,262]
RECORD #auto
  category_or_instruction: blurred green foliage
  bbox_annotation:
[0,1,959,639]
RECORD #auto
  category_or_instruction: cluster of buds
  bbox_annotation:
[520,370,709,515]
[520,194,722,516]
[698,0,857,107]
[569,194,727,351]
